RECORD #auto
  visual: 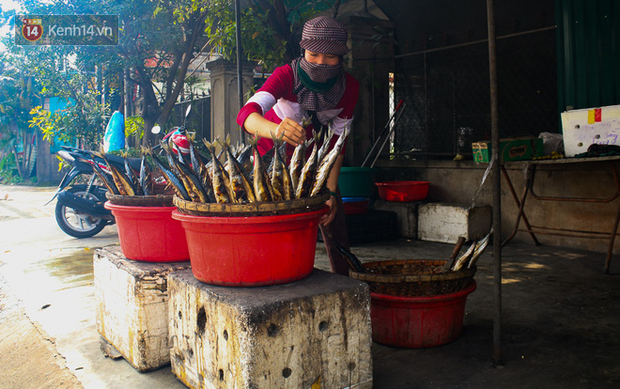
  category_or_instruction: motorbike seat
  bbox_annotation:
[105,154,143,172]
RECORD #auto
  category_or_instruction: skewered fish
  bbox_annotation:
[451,240,477,271]
[122,151,142,195]
[310,126,350,197]
[289,138,311,192]
[269,133,285,201]
[89,155,119,195]
[467,230,492,268]
[162,142,209,203]
[250,135,274,202]
[139,147,153,195]
[218,136,255,203]
[147,148,191,201]
[203,140,233,203]
[95,150,136,196]
[295,131,319,199]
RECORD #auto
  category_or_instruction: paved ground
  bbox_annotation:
[1,184,620,388]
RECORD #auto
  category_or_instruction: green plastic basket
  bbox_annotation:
[338,167,376,197]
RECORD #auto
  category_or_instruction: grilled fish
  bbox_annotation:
[295,131,319,199]
[122,151,142,195]
[289,138,311,192]
[162,142,209,203]
[250,135,274,202]
[269,132,287,201]
[218,136,255,203]
[139,147,153,196]
[317,126,335,164]
[236,143,253,178]
[147,148,192,201]
[186,132,204,177]
[203,139,233,203]
[452,240,477,271]
[96,150,136,196]
[310,126,350,197]
[89,155,120,195]
[467,230,492,268]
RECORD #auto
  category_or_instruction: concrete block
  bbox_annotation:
[94,246,191,372]
[371,200,420,238]
[168,269,373,389]
[418,203,491,243]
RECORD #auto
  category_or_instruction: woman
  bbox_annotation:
[236,16,359,276]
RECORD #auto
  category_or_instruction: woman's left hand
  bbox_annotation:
[319,196,337,226]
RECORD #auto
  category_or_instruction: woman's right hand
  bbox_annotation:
[276,117,306,147]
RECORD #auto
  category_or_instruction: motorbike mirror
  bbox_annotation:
[151,125,162,134]
[185,105,192,118]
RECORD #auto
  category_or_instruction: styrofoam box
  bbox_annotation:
[562,104,620,157]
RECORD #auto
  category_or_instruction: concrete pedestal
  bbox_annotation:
[418,203,492,243]
[168,269,373,389]
[94,246,191,371]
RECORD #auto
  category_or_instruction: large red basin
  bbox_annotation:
[370,281,477,348]
[172,207,327,286]
[104,202,189,262]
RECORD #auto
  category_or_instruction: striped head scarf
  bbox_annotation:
[299,16,349,56]
[293,16,348,112]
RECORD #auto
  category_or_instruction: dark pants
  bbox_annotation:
[319,188,351,276]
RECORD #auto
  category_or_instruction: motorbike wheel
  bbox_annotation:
[55,185,109,238]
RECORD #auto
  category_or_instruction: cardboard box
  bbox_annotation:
[472,137,543,163]
[561,104,620,157]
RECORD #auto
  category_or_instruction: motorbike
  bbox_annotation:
[47,146,141,238]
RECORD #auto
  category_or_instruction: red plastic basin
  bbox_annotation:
[104,202,189,262]
[370,281,477,348]
[375,181,430,202]
[342,197,369,215]
[172,207,328,286]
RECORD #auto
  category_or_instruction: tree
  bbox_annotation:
[199,0,342,71]
[0,55,39,181]
[2,0,216,148]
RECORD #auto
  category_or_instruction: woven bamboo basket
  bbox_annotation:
[349,259,476,297]
[173,190,331,217]
[105,193,174,207]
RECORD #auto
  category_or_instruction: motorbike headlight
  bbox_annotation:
[57,150,75,163]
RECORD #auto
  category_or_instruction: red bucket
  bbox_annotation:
[172,207,328,286]
[104,202,189,262]
[370,281,477,348]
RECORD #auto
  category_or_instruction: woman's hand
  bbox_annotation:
[276,117,306,147]
[319,195,337,226]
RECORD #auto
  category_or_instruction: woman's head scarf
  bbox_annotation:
[293,16,348,112]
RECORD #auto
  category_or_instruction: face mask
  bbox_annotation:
[298,56,342,84]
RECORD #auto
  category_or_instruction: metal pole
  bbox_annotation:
[486,0,503,366]
[235,0,245,143]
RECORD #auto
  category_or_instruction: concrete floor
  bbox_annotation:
[1,185,620,388]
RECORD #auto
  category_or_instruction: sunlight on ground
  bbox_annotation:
[523,262,548,269]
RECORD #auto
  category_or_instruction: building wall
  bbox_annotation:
[376,159,620,256]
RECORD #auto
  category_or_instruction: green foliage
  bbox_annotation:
[28,90,110,151]
[108,147,142,158]
[125,116,145,139]
[188,0,339,72]
[0,58,39,181]
[0,154,21,184]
